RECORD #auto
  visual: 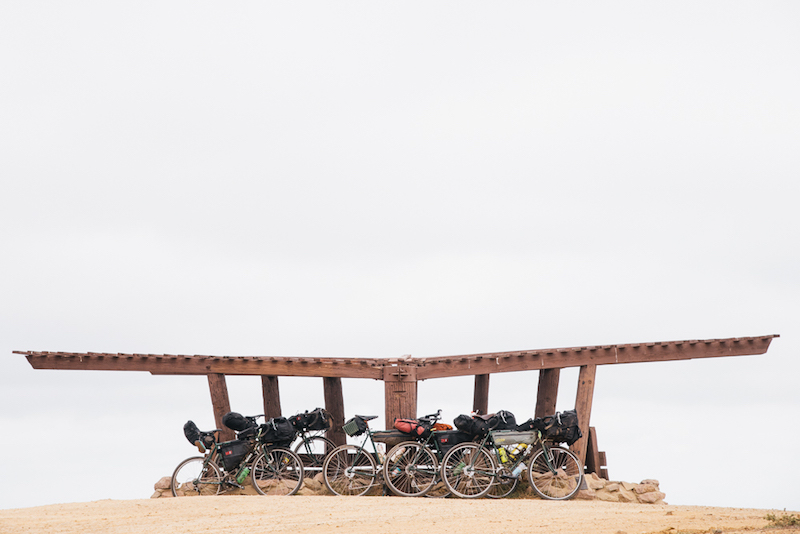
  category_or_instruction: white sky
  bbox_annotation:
[1,1,798,511]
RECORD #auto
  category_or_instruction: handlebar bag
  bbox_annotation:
[290,408,332,432]
[260,416,297,446]
[541,409,582,446]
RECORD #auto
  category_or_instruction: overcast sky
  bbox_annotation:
[1,1,798,511]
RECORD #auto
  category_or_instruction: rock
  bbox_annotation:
[304,477,322,492]
[605,483,620,492]
[634,483,658,494]
[150,491,162,499]
[154,477,172,490]
[574,489,596,500]
[637,491,666,504]
[640,479,660,486]
[586,473,606,490]
[594,489,620,502]
[620,481,637,491]
[618,487,637,503]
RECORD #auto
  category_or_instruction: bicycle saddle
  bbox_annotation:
[355,415,378,421]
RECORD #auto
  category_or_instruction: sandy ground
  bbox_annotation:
[1,497,798,534]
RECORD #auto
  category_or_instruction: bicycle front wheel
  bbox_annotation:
[322,445,377,496]
[383,442,438,497]
[293,435,335,472]
[171,456,223,497]
[251,447,304,496]
[441,443,495,499]
[527,446,583,500]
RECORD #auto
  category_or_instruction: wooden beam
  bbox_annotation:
[17,335,778,379]
[383,366,417,429]
[323,377,347,447]
[570,364,596,467]
[472,374,490,415]
[415,336,777,379]
[535,368,560,418]
[260,375,281,419]
[207,373,234,442]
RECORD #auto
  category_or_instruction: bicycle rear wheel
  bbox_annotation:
[322,445,377,496]
[171,456,223,497]
[383,442,438,497]
[251,447,304,496]
[441,443,495,498]
[527,446,583,500]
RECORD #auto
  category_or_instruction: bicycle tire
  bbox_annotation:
[383,442,438,497]
[322,444,377,496]
[251,447,304,496]
[441,443,495,499]
[170,456,223,497]
[293,435,335,472]
[527,446,583,500]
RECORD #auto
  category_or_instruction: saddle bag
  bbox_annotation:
[453,413,499,438]
[222,412,257,432]
[394,418,433,440]
[494,410,517,431]
[183,420,201,445]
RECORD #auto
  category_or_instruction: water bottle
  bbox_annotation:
[498,447,509,464]
[391,466,401,477]
[236,466,251,484]
[453,461,466,476]
[511,463,526,478]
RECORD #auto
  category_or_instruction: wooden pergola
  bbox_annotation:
[15,334,778,477]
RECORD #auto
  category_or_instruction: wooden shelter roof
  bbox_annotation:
[15,334,778,380]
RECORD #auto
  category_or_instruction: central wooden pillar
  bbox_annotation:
[323,377,347,447]
[207,373,235,442]
[260,375,282,419]
[473,374,490,415]
[570,364,596,467]
[535,368,560,417]
[383,366,417,429]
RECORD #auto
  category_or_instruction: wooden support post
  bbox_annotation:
[473,374,490,415]
[383,366,417,429]
[570,364,596,467]
[323,377,347,447]
[585,427,608,479]
[207,373,235,442]
[535,368,560,418]
[260,375,282,419]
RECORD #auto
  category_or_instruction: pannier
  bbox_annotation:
[260,416,296,446]
[342,416,368,437]
[222,412,257,432]
[218,439,254,471]
[434,430,472,453]
[394,418,433,440]
[289,408,331,432]
[541,409,582,446]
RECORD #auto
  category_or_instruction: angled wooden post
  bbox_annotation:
[535,368,560,418]
[473,374,490,415]
[207,373,235,442]
[260,375,282,419]
[323,377,347,447]
[383,366,417,429]
[570,364,596,467]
